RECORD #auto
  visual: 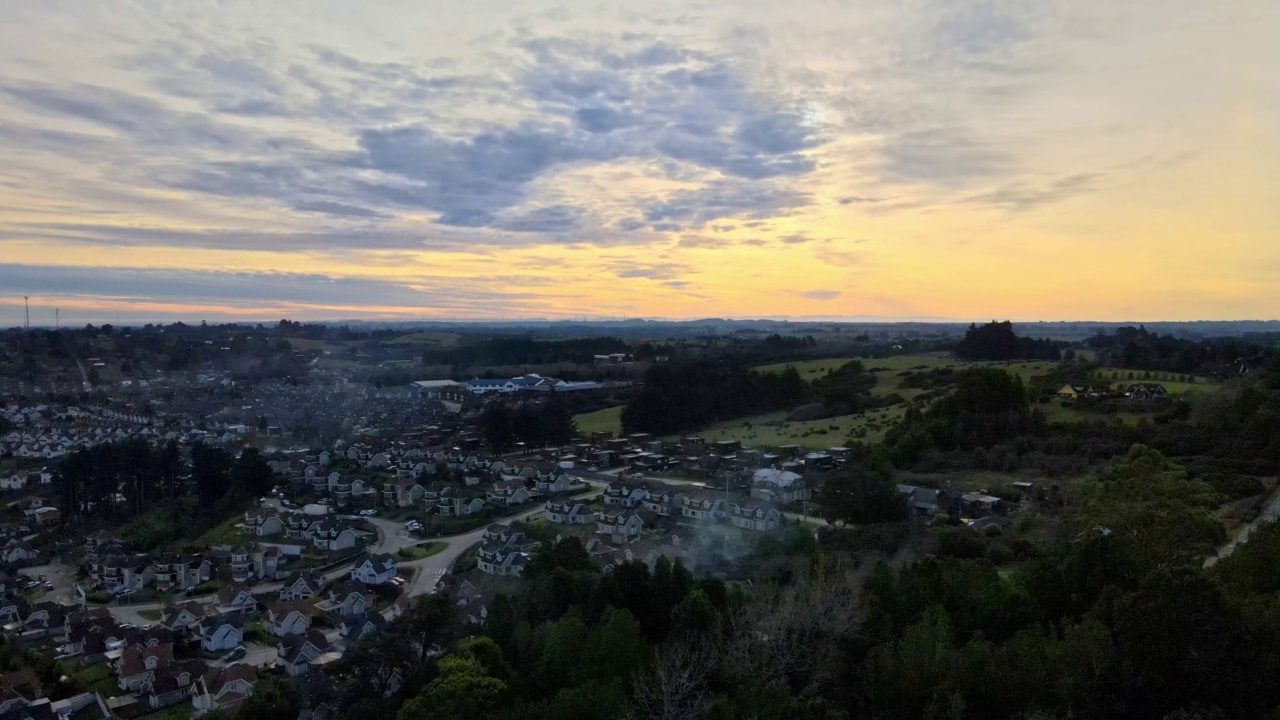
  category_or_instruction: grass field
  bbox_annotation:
[193,513,246,549]
[575,405,624,436]
[755,358,856,379]
[694,405,907,449]
[383,332,462,347]
[1094,368,1219,395]
[286,337,349,353]
[396,542,446,561]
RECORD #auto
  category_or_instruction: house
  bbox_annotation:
[30,507,60,527]
[0,474,27,492]
[725,499,781,532]
[192,663,257,715]
[596,510,645,542]
[215,586,259,616]
[265,599,312,637]
[117,643,175,692]
[21,601,66,631]
[278,572,324,602]
[960,493,1004,518]
[382,479,424,508]
[1058,384,1105,400]
[1127,383,1169,401]
[896,485,962,521]
[339,612,387,644]
[486,481,530,507]
[228,546,254,584]
[250,545,284,580]
[679,491,721,520]
[317,582,372,619]
[750,468,810,504]
[640,486,683,517]
[604,482,648,508]
[0,541,37,565]
[277,630,331,676]
[436,495,485,517]
[534,472,572,493]
[196,616,243,653]
[145,660,205,711]
[242,509,283,537]
[309,520,361,551]
[477,527,539,577]
[350,553,397,586]
[545,500,593,525]
[160,601,207,633]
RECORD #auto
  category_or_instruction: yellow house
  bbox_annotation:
[1057,384,1082,400]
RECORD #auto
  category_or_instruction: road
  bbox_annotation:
[399,480,605,597]
[96,481,606,626]
[1205,487,1280,568]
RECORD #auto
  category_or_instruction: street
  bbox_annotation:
[88,481,607,627]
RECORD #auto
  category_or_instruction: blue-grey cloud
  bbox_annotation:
[492,204,584,233]
[638,181,808,231]
[291,200,388,219]
[0,263,553,314]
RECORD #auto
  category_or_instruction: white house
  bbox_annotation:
[192,664,257,715]
[545,501,593,525]
[486,481,530,507]
[725,499,781,532]
[278,573,324,602]
[265,600,312,637]
[277,630,331,676]
[350,553,397,586]
[197,617,243,653]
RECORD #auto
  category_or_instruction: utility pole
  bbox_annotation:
[23,296,29,331]
[55,308,59,329]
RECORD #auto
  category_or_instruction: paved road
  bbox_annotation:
[99,482,607,626]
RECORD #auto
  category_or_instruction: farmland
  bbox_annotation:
[574,405,624,436]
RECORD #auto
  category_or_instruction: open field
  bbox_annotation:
[286,338,350,353]
[1095,368,1220,395]
[574,405,624,436]
[755,358,855,379]
[693,405,907,449]
[382,332,462,347]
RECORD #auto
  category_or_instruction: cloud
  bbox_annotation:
[881,128,1012,186]
[605,260,691,282]
[813,247,866,267]
[639,181,809,231]
[492,204,584,233]
[356,123,585,226]
[797,290,841,301]
[291,200,388,219]
[964,172,1099,211]
[839,196,886,205]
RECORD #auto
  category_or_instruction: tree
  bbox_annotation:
[819,462,906,525]
[231,447,273,497]
[237,675,300,720]
[399,654,507,720]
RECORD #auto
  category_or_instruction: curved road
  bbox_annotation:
[104,480,604,624]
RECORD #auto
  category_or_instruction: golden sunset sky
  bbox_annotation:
[1,0,1276,324]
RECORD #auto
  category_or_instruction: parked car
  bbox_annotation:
[224,647,246,662]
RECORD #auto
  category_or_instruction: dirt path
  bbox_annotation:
[1204,487,1280,569]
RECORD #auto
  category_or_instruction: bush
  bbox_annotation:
[933,525,987,559]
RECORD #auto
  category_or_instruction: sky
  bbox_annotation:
[0,0,1277,325]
